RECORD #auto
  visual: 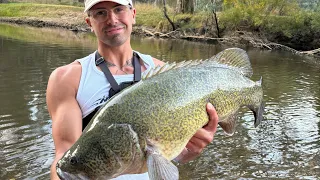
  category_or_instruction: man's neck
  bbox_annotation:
[97,42,133,67]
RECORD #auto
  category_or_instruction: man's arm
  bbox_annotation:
[152,58,219,163]
[46,64,83,180]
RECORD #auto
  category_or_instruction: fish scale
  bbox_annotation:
[57,48,264,180]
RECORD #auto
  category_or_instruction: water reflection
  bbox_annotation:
[0,23,319,179]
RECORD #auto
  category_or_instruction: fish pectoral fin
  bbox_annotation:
[146,146,179,180]
[219,113,238,136]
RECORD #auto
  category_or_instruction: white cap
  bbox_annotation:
[84,0,133,12]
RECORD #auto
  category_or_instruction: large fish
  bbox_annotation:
[56,48,264,180]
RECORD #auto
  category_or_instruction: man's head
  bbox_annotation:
[85,0,136,47]
[84,0,133,13]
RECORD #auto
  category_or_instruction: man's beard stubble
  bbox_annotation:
[101,24,129,47]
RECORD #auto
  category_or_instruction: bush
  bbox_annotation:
[219,0,320,39]
[135,3,164,27]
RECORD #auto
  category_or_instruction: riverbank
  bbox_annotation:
[0,3,319,57]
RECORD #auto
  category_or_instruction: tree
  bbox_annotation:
[211,0,221,37]
[162,0,176,30]
[176,0,194,13]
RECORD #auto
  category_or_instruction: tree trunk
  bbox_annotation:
[154,0,161,6]
[212,11,220,38]
[176,0,194,13]
[162,0,176,30]
[211,0,220,38]
[176,0,182,13]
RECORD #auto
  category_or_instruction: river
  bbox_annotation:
[0,23,319,179]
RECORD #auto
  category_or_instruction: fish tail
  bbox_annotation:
[248,101,264,127]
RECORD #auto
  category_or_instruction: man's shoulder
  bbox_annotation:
[152,57,165,66]
[46,61,82,105]
[51,62,81,80]
[48,61,82,89]
[134,50,164,67]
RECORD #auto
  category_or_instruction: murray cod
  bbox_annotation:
[56,48,264,180]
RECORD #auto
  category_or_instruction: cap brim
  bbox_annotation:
[84,0,131,12]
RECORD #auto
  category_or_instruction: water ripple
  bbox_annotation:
[1,26,320,180]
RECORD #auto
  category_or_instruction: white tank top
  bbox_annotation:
[76,50,155,118]
[76,51,154,180]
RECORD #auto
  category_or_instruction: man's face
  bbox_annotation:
[86,1,136,47]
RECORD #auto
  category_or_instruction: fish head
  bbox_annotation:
[56,134,122,179]
[56,124,145,179]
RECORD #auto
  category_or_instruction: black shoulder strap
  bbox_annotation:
[133,52,141,82]
[95,52,121,92]
[95,51,141,93]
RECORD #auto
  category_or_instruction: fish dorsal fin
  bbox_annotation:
[142,48,251,79]
[146,141,179,180]
[210,48,253,77]
[142,60,203,80]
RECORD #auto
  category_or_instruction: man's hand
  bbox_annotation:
[175,103,219,163]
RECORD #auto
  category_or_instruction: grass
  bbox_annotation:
[135,3,208,31]
[2,2,318,41]
[135,3,165,28]
[0,3,83,17]
[6,0,83,6]
[0,2,210,32]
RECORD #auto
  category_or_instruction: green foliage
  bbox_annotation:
[219,6,249,30]
[219,0,320,38]
[6,0,83,6]
[135,3,207,31]
[264,14,303,37]
[0,3,82,17]
[134,3,164,27]
[1,0,319,41]
[297,0,320,11]
[176,12,206,29]
[311,11,320,30]
[194,0,224,12]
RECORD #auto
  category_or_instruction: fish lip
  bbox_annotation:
[57,168,91,180]
[56,167,67,180]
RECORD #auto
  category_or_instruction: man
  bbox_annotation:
[46,0,219,179]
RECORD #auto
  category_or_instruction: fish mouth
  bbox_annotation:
[56,168,90,180]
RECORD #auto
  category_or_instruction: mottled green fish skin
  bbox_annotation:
[93,65,262,158]
[57,49,263,179]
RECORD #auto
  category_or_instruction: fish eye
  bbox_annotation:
[70,156,78,165]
